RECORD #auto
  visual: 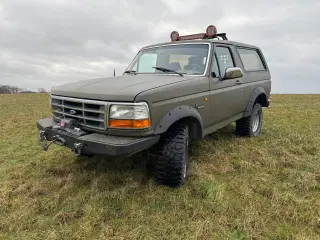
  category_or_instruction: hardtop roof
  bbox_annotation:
[141,39,259,51]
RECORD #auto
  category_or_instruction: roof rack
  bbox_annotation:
[170,25,228,42]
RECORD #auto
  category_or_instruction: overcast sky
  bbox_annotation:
[0,0,319,93]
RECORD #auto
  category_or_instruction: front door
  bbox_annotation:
[209,44,245,125]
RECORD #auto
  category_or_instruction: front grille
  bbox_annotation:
[51,95,108,130]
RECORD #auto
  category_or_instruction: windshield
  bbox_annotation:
[126,43,210,75]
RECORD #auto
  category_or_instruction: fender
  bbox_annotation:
[154,105,203,138]
[244,87,268,117]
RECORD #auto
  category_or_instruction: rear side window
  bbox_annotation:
[238,48,266,71]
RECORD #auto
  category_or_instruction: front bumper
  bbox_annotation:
[37,118,160,156]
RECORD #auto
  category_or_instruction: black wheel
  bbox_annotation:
[236,103,263,137]
[155,123,189,187]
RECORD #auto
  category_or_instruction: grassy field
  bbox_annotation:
[0,93,319,240]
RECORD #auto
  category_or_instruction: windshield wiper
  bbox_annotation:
[152,67,183,77]
[124,70,137,75]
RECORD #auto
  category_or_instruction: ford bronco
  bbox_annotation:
[37,25,271,187]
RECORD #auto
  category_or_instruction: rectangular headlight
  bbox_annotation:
[108,103,150,129]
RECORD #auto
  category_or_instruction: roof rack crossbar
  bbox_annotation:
[217,33,228,40]
[205,33,228,41]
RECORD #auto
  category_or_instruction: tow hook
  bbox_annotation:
[38,131,48,150]
[38,131,55,151]
[38,131,66,151]
[73,142,83,156]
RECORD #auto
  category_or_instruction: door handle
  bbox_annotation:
[235,80,242,85]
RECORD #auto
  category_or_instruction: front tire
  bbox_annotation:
[236,103,263,137]
[155,123,189,187]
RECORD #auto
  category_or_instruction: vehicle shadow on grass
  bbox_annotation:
[69,152,153,185]
[66,124,236,188]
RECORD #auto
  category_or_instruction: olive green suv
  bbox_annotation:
[37,25,271,187]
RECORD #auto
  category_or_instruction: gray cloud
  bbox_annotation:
[0,0,319,93]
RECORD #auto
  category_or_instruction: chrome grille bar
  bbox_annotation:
[51,95,108,130]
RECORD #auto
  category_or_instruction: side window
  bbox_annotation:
[215,47,235,75]
[238,48,266,71]
[211,55,220,78]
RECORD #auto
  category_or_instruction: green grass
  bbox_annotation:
[0,93,319,240]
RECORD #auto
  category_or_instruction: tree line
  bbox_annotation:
[0,85,47,94]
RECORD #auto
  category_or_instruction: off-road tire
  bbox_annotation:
[236,103,263,137]
[155,123,189,187]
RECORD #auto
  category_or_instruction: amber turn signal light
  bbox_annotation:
[108,119,150,129]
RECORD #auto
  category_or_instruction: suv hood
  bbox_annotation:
[51,75,190,101]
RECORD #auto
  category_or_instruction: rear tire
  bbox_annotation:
[155,123,189,188]
[236,103,263,137]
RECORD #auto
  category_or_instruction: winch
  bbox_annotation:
[38,118,86,154]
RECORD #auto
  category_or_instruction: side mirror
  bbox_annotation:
[222,67,243,80]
